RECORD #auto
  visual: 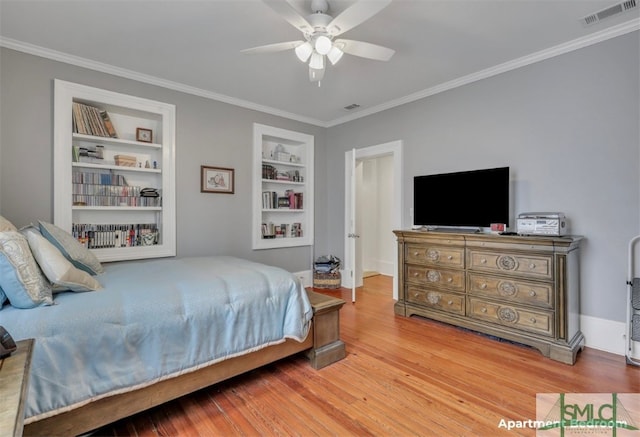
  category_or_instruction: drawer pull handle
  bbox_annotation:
[481,307,488,313]
[414,251,420,256]
[413,272,420,277]
[529,290,536,297]
[447,277,453,283]
[414,293,420,298]
[447,255,453,260]
[530,317,537,324]
[529,263,536,270]
[480,258,487,264]
[448,300,453,305]
[480,283,487,289]
[427,271,441,282]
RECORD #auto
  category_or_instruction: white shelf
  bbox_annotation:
[72,162,162,173]
[262,209,306,213]
[72,206,163,211]
[253,123,314,250]
[54,80,176,262]
[73,133,162,149]
[261,179,305,186]
[262,158,305,168]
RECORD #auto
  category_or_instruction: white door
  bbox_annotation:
[344,141,403,301]
[346,148,360,302]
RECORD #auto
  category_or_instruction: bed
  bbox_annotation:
[0,220,344,436]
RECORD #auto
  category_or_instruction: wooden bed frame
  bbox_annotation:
[23,291,345,437]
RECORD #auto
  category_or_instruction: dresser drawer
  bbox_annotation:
[468,273,553,309]
[406,244,464,268]
[406,265,465,291]
[406,286,465,315]
[467,250,553,280]
[468,297,554,337]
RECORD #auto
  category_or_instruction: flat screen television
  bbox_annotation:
[413,166,509,229]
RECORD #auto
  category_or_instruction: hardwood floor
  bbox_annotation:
[96,275,639,436]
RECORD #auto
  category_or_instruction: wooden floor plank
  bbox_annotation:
[95,275,640,436]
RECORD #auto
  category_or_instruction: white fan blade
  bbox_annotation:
[263,0,313,34]
[327,0,392,36]
[240,41,303,55]
[335,39,395,61]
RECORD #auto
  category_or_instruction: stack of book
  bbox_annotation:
[262,164,277,180]
[72,102,118,138]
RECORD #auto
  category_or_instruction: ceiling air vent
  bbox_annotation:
[343,103,361,111]
[581,0,637,26]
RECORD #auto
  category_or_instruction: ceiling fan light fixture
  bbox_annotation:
[327,45,344,65]
[243,0,395,84]
[314,35,332,55]
[294,42,313,62]
[309,52,325,70]
[309,65,325,82]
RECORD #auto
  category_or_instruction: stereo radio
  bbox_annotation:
[516,212,567,236]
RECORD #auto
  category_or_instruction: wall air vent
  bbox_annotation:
[581,0,637,26]
[343,103,361,111]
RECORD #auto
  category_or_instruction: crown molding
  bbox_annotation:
[0,37,327,127]
[326,18,640,127]
[2,17,638,129]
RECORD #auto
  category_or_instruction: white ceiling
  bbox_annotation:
[1,0,638,126]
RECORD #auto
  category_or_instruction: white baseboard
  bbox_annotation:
[580,314,626,356]
[375,260,394,277]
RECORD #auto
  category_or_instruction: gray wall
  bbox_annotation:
[0,47,327,272]
[325,32,640,323]
[1,31,638,324]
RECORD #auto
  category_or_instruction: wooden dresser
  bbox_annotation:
[393,230,584,364]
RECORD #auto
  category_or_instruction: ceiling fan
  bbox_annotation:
[241,0,395,84]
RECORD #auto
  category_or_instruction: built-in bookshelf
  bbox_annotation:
[54,80,176,262]
[252,123,314,249]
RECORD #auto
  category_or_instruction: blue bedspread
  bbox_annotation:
[0,256,313,422]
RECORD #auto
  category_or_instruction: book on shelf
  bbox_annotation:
[262,190,303,210]
[72,102,119,138]
[285,190,303,209]
[260,222,302,239]
[99,110,118,138]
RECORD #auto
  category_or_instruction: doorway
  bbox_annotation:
[344,140,403,301]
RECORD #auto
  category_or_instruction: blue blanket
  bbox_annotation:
[0,256,313,422]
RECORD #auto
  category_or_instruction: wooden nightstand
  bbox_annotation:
[306,291,346,369]
[0,339,34,436]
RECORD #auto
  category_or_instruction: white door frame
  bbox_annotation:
[343,140,403,300]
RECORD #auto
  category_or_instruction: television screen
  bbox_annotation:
[413,166,509,229]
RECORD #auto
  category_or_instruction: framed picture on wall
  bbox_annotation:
[201,165,234,194]
[136,128,153,143]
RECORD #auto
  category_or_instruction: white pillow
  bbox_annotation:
[0,215,17,232]
[39,221,104,275]
[0,231,53,308]
[22,227,102,292]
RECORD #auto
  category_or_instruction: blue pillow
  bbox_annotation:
[39,221,104,275]
[22,226,102,293]
[0,231,53,308]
